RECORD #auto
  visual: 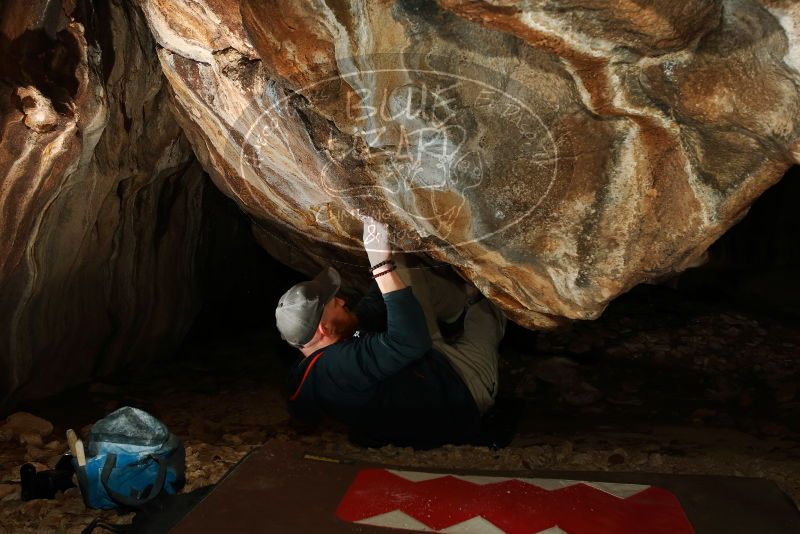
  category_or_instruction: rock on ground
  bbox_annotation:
[2,413,53,439]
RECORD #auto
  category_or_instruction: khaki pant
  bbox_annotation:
[395,256,507,414]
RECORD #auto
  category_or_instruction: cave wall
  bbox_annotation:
[137,0,800,330]
[0,0,213,408]
[3,0,800,405]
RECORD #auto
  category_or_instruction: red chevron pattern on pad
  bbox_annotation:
[336,469,694,533]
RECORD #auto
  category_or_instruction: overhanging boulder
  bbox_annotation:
[138,0,800,329]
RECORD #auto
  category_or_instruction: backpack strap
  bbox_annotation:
[81,517,129,534]
[100,453,169,508]
[289,351,325,401]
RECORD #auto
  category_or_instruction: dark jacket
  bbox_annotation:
[287,282,480,449]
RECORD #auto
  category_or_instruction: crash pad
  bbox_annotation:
[171,440,800,533]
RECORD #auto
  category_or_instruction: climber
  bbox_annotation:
[275,215,507,448]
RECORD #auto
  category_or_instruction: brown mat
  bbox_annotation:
[172,439,800,534]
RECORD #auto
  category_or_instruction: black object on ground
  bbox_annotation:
[472,397,525,449]
[20,455,76,501]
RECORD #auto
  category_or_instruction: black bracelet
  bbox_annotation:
[371,266,396,279]
[369,259,395,272]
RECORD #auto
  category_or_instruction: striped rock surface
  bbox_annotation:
[0,1,210,406]
[138,0,800,329]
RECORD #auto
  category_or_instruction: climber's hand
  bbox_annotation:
[361,215,392,268]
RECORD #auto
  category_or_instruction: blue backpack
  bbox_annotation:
[73,407,185,510]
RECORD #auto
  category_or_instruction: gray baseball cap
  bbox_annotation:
[275,266,341,348]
